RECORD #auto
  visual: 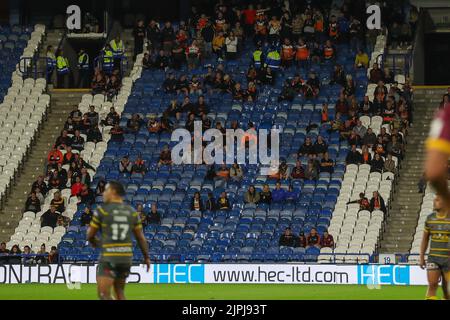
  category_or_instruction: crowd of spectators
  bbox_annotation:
[279,227,334,249]
[0,242,59,265]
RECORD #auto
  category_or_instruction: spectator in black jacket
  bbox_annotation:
[298,137,317,157]
[25,192,41,213]
[346,145,363,165]
[148,203,161,224]
[205,192,216,212]
[370,153,385,173]
[259,184,272,204]
[41,206,60,228]
[31,175,48,195]
[279,228,296,247]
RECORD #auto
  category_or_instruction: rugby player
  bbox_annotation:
[419,195,450,300]
[424,102,450,299]
[87,181,150,300]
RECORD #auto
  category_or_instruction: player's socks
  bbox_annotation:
[425,295,439,300]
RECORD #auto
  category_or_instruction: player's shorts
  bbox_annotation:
[426,256,450,272]
[97,261,131,279]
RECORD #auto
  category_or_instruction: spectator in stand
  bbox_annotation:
[186,40,201,70]
[212,31,225,59]
[346,145,362,165]
[244,185,260,204]
[32,175,48,195]
[133,20,146,59]
[370,153,385,173]
[347,192,371,211]
[79,184,94,205]
[119,156,132,174]
[109,123,124,142]
[34,244,48,264]
[205,192,216,212]
[47,145,63,170]
[191,192,204,213]
[313,136,328,157]
[272,182,286,203]
[81,206,93,226]
[8,245,22,264]
[48,246,59,264]
[22,245,34,265]
[320,152,334,173]
[25,192,41,213]
[279,227,296,247]
[41,205,60,228]
[217,192,231,211]
[132,156,147,174]
[127,114,143,133]
[320,230,335,248]
[158,145,172,166]
[384,154,397,174]
[290,160,305,179]
[71,176,84,197]
[259,184,272,204]
[361,145,372,164]
[370,191,386,215]
[354,48,369,69]
[48,170,62,189]
[307,228,321,249]
[101,107,120,126]
[71,130,85,151]
[229,163,243,183]
[304,160,319,180]
[353,120,367,140]
[95,180,106,198]
[225,32,238,60]
[297,137,316,158]
[362,128,377,147]
[148,204,161,225]
[369,63,384,83]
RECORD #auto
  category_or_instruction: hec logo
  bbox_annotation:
[357,265,410,285]
[153,264,205,284]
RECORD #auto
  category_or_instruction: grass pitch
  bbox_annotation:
[0,284,431,300]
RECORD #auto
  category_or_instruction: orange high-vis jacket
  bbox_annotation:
[324,46,334,58]
[296,45,309,60]
[281,45,294,61]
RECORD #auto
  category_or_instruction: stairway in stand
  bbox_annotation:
[379,87,443,254]
[0,89,86,243]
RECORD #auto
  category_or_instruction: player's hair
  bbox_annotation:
[107,180,126,197]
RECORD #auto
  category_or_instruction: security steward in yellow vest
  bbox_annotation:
[102,44,114,74]
[110,35,124,69]
[77,49,90,88]
[56,49,70,88]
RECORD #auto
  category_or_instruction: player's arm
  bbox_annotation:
[419,229,429,269]
[132,213,150,271]
[87,209,102,248]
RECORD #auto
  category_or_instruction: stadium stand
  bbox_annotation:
[2,1,416,265]
[0,24,48,206]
